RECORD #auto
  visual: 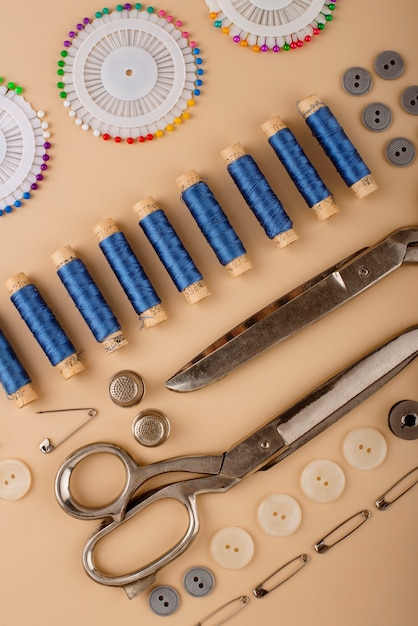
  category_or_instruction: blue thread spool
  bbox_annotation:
[51,246,127,353]
[0,326,37,407]
[221,142,298,249]
[177,170,252,278]
[297,94,378,198]
[262,115,339,222]
[133,196,210,305]
[93,218,167,328]
[6,272,84,380]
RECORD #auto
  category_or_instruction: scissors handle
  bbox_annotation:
[55,443,143,523]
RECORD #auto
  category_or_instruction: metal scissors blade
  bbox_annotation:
[73,324,418,597]
[165,227,418,392]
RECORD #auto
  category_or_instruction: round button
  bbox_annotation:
[108,370,145,407]
[210,527,254,570]
[400,86,418,115]
[0,458,31,500]
[343,427,387,470]
[257,493,302,537]
[183,567,215,597]
[374,50,404,80]
[385,137,416,167]
[362,102,392,132]
[342,67,372,96]
[148,586,180,616]
[388,400,418,440]
[300,460,345,503]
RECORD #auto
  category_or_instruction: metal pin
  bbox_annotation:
[253,553,310,598]
[37,407,97,454]
[314,509,371,554]
[375,466,418,511]
[194,595,250,626]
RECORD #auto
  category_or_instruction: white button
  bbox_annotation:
[343,427,387,470]
[300,459,345,503]
[210,527,254,570]
[257,493,302,537]
[0,458,31,500]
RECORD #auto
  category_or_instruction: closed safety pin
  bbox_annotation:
[195,595,250,626]
[37,407,97,454]
[315,509,371,554]
[253,553,310,598]
[375,466,418,511]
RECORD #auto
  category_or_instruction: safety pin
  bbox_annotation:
[37,407,97,454]
[253,553,310,598]
[375,466,418,511]
[315,509,371,554]
[194,595,250,626]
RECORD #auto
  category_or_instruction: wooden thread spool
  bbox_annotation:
[5,272,84,380]
[93,218,167,328]
[176,169,253,278]
[0,327,38,408]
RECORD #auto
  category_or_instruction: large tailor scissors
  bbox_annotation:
[55,325,418,598]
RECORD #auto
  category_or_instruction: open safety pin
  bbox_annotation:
[38,407,97,454]
[314,509,371,554]
[253,553,310,598]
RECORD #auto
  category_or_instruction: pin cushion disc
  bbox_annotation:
[56,5,204,143]
[205,0,337,52]
[0,80,51,217]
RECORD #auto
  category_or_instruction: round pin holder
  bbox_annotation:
[0,78,51,217]
[56,5,204,143]
[205,0,337,52]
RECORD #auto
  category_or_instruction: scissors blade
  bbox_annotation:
[220,325,418,479]
[165,229,407,392]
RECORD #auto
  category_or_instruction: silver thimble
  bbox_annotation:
[132,409,170,447]
[108,370,146,407]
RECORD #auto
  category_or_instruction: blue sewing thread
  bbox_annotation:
[10,283,77,366]
[267,126,332,209]
[57,258,121,344]
[99,231,161,315]
[226,154,293,239]
[181,180,247,266]
[138,209,203,292]
[0,328,31,395]
[302,105,371,187]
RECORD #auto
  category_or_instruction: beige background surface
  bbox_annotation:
[0,1,417,624]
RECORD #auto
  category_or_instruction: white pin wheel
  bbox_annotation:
[205,0,337,52]
[0,80,51,216]
[57,5,204,144]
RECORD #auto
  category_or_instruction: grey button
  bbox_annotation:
[374,51,404,79]
[108,370,145,407]
[385,137,416,167]
[400,85,418,115]
[149,586,180,615]
[342,67,372,95]
[132,409,170,447]
[184,567,215,597]
[361,102,392,132]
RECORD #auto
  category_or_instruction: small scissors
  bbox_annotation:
[55,324,418,598]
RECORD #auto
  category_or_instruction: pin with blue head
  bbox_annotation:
[133,196,210,305]
[297,94,378,199]
[51,246,128,353]
[221,142,299,249]
[0,326,38,407]
[93,218,167,328]
[176,170,252,278]
[6,272,84,380]
[262,115,339,222]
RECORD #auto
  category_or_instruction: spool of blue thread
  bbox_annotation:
[262,115,339,222]
[51,246,128,353]
[133,196,210,305]
[93,218,167,328]
[221,142,298,249]
[0,326,37,407]
[176,170,252,277]
[297,94,378,198]
[5,272,84,380]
